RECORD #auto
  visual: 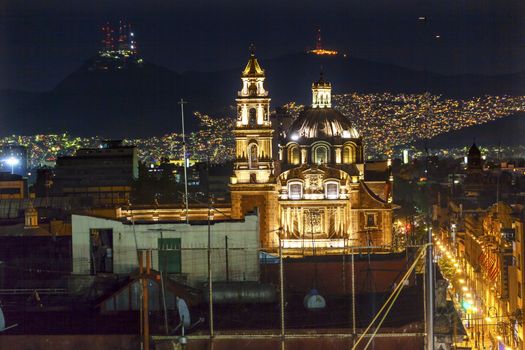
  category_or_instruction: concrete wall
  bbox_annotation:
[72,214,260,286]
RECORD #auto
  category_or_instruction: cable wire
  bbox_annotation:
[351,244,428,350]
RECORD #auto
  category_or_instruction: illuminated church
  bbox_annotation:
[230,50,394,252]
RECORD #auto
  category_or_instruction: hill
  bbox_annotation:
[413,112,525,149]
[0,52,524,138]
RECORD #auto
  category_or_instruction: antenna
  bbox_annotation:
[101,23,114,51]
[178,98,189,223]
[316,28,323,51]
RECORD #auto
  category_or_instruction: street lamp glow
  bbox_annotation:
[4,157,19,174]
[5,157,19,166]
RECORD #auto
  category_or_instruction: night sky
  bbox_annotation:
[1,0,524,91]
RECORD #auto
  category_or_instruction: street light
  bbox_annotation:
[4,157,19,174]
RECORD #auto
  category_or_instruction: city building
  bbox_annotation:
[0,172,27,199]
[230,51,394,252]
[52,140,138,206]
[72,211,259,286]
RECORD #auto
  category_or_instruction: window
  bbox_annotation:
[249,108,257,126]
[248,144,258,169]
[325,182,339,199]
[343,144,356,164]
[289,183,302,200]
[158,238,181,274]
[365,213,377,228]
[313,144,329,164]
[289,145,300,165]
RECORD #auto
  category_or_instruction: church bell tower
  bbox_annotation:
[231,45,273,184]
[230,46,279,249]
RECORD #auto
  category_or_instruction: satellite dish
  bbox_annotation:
[176,297,191,329]
[0,305,18,332]
[303,288,326,310]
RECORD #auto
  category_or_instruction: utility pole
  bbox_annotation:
[207,193,214,338]
[225,236,229,283]
[351,247,356,339]
[138,250,150,350]
[179,98,189,223]
[427,227,434,350]
[279,230,285,340]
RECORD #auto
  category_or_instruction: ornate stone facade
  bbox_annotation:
[231,50,394,252]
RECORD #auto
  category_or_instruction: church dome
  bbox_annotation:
[287,107,360,140]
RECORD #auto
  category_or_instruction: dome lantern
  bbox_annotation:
[312,71,331,108]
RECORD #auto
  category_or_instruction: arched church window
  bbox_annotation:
[313,144,329,164]
[288,145,300,165]
[249,108,257,126]
[289,182,302,200]
[248,144,258,169]
[343,144,356,164]
[248,83,257,96]
[237,106,242,121]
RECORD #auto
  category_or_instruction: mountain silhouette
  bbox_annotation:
[0,52,523,138]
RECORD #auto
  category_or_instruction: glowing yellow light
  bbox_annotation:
[459,279,465,284]
[462,286,468,291]
[308,49,338,56]
[465,293,472,298]
[485,317,491,322]
[456,268,462,273]
[496,335,502,341]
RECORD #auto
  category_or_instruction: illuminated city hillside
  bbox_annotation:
[0,94,524,167]
[333,93,525,155]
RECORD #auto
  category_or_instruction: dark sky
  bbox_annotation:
[1,0,524,91]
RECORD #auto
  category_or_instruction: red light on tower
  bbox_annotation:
[308,27,338,56]
[118,20,128,50]
[316,28,323,51]
[101,22,115,51]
